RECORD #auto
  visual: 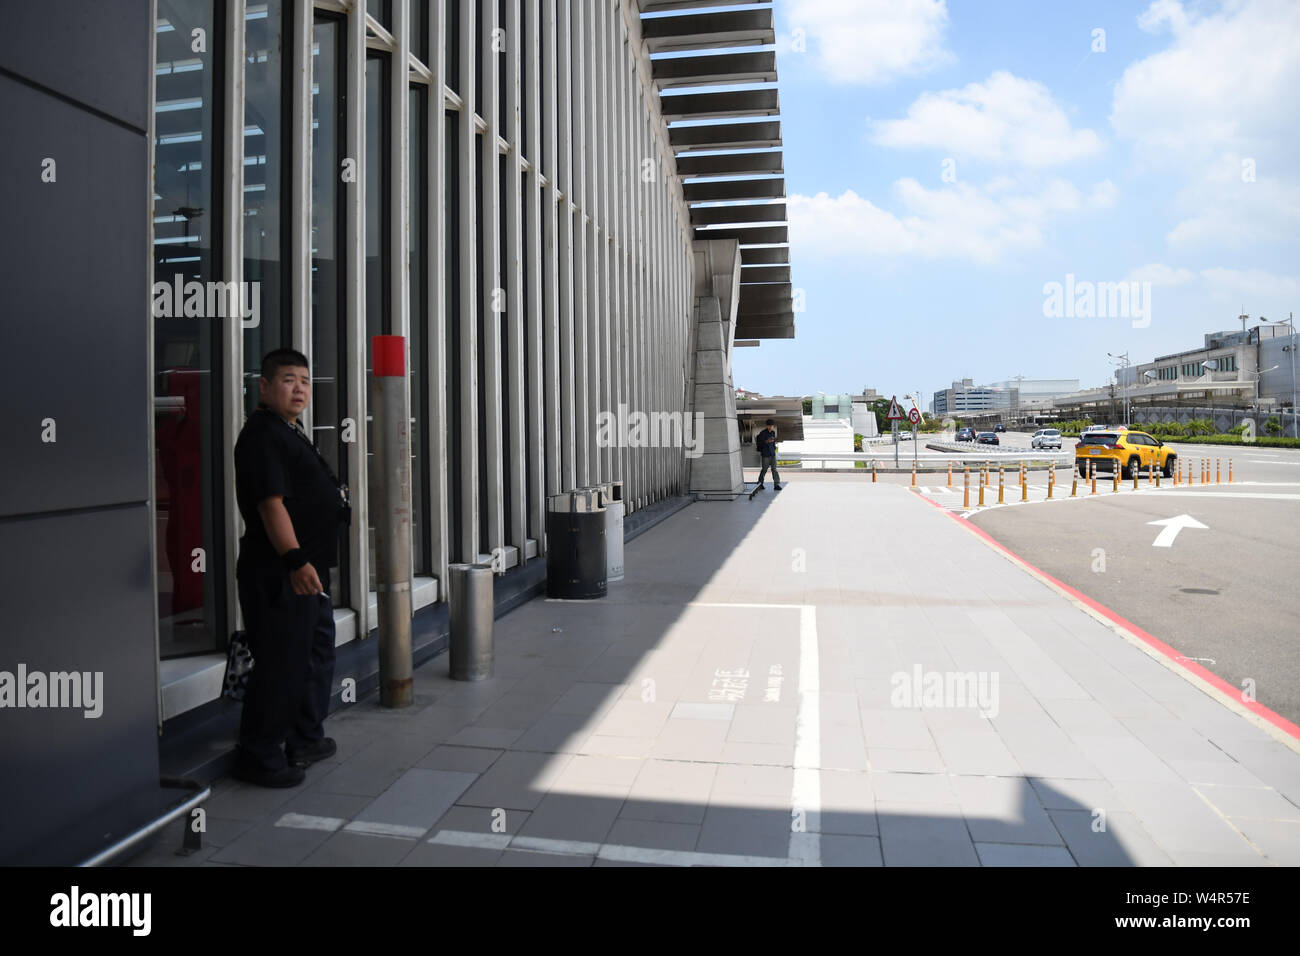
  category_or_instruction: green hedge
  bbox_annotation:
[1155,434,1300,448]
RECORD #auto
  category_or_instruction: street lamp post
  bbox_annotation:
[1108,352,1130,426]
[1269,313,1297,437]
[1243,365,1280,426]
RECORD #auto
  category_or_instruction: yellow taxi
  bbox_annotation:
[1075,428,1177,479]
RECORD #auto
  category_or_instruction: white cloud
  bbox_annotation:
[1110,1,1300,251]
[1200,267,1300,301]
[1089,179,1118,208]
[1126,263,1194,286]
[788,177,1102,265]
[1111,0,1300,160]
[1165,153,1300,246]
[786,0,952,85]
[873,71,1103,166]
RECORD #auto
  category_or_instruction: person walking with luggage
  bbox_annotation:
[231,349,348,787]
[756,418,782,490]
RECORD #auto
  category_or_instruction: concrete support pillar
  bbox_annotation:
[687,239,743,499]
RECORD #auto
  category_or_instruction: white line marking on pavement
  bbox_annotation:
[429,830,512,850]
[1148,514,1209,547]
[691,601,806,608]
[275,813,345,832]
[789,605,822,865]
[665,600,824,866]
[429,830,799,866]
[1140,491,1300,501]
[342,821,429,840]
[511,836,603,856]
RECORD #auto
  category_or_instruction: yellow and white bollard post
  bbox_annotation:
[947,460,953,487]
[998,466,1005,503]
[964,467,970,509]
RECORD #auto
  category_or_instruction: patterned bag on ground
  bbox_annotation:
[222,631,255,701]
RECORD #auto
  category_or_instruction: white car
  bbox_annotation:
[1031,428,1063,450]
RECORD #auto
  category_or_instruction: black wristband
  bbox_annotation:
[282,548,308,572]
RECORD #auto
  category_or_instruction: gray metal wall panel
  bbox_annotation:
[0,0,152,131]
[0,75,150,517]
[0,506,160,863]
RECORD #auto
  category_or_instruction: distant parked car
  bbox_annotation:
[976,432,1000,445]
[994,423,1006,433]
[1031,428,1062,450]
[955,427,976,442]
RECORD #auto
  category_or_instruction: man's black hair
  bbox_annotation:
[261,348,310,382]
[766,418,775,425]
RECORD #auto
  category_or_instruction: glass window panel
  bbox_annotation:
[476,134,488,551]
[410,0,428,66]
[312,16,348,607]
[409,85,430,574]
[445,0,459,94]
[243,0,287,415]
[153,0,224,658]
[446,111,463,562]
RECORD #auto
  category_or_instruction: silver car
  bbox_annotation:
[1031,428,1062,450]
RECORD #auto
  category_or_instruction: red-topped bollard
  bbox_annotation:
[370,335,413,707]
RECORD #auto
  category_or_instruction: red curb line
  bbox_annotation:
[912,490,1300,743]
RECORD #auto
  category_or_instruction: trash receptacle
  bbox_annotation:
[449,563,494,680]
[545,488,607,599]
[602,481,624,582]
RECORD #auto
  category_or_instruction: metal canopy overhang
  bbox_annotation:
[739,246,788,265]
[670,120,781,152]
[738,265,790,282]
[641,0,760,11]
[659,88,780,122]
[641,9,775,53]
[682,178,785,202]
[676,149,783,178]
[642,0,791,342]
[652,51,777,89]
[690,202,786,227]
[693,225,788,244]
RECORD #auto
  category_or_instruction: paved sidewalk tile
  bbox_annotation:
[976,843,1075,867]
[167,479,1300,866]
[352,768,478,834]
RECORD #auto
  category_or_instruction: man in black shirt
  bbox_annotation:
[231,348,345,787]
[756,418,782,490]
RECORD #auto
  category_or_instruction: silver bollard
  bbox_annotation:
[370,335,413,707]
[449,563,494,681]
[602,482,625,582]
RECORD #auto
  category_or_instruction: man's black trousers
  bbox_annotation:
[236,570,336,771]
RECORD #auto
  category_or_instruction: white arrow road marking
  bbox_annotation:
[1148,514,1209,548]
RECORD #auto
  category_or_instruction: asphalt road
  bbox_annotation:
[963,449,1300,727]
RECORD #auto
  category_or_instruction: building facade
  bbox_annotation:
[1,0,794,863]
[930,379,1018,417]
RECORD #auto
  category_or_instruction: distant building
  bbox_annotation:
[1046,321,1298,436]
[930,379,1018,417]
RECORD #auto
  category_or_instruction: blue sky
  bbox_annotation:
[728,0,1300,408]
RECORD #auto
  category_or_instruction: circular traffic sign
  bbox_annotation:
[908,407,921,425]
